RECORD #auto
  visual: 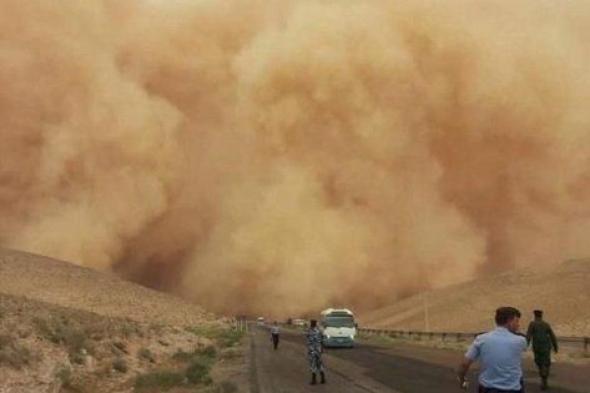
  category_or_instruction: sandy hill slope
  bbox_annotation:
[0,249,248,393]
[359,259,590,336]
[0,248,211,326]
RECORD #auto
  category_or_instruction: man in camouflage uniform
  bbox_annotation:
[306,319,326,385]
[527,310,558,390]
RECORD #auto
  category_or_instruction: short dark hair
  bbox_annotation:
[495,307,521,325]
[310,319,317,328]
[534,310,543,318]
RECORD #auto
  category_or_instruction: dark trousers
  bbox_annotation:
[534,350,551,379]
[478,383,524,393]
[479,387,523,393]
[272,333,279,350]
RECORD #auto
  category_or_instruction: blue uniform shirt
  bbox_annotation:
[465,327,527,390]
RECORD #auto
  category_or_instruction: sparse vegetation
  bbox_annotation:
[56,366,71,382]
[185,325,244,348]
[120,320,142,338]
[220,347,242,360]
[199,345,217,359]
[0,251,237,393]
[186,358,213,385]
[149,323,165,335]
[32,316,94,363]
[112,357,128,373]
[200,381,239,393]
[55,369,96,393]
[0,295,248,393]
[56,366,76,390]
[173,345,216,363]
[0,334,36,369]
[218,381,239,393]
[135,370,185,391]
[217,329,244,348]
[112,340,128,354]
[171,345,217,386]
[138,347,155,362]
[134,347,217,391]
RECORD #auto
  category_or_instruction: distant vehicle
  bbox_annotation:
[257,317,265,326]
[320,308,357,348]
[292,318,307,327]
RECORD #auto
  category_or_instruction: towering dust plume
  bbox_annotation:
[1,0,590,316]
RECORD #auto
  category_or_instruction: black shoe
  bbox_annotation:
[541,378,548,390]
[320,372,326,384]
[310,374,317,385]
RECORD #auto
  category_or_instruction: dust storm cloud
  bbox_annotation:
[1,0,590,316]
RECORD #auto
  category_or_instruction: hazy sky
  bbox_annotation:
[1,0,589,315]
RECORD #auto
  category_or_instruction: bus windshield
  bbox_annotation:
[324,316,355,328]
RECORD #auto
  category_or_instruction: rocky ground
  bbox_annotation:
[0,293,247,393]
[0,249,248,393]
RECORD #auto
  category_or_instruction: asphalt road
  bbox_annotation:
[249,326,588,393]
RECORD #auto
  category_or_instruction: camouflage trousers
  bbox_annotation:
[308,350,324,374]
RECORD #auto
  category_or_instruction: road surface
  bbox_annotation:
[248,326,588,393]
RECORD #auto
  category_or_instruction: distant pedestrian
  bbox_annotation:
[527,310,558,390]
[270,321,280,350]
[306,319,326,385]
[457,307,527,393]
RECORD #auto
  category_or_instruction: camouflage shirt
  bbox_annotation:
[306,327,323,354]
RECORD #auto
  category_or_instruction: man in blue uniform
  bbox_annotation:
[457,307,527,393]
[306,319,326,385]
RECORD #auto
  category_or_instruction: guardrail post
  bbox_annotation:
[585,337,589,353]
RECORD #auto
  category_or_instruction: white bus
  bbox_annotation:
[320,308,357,348]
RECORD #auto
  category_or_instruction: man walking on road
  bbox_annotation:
[457,307,527,393]
[306,319,326,385]
[270,321,280,350]
[527,310,558,390]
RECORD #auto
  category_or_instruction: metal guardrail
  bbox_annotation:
[357,328,590,353]
[261,321,589,353]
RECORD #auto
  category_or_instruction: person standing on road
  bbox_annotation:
[527,310,558,390]
[457,307,527,393]
[270,321,280,350]
[306,319,326,385]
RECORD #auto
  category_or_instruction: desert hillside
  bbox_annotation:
[0,249,246,393]
[0,248,211,326]
[359,259,590,336]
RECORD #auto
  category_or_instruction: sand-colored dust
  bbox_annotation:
[1,0,590,316]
